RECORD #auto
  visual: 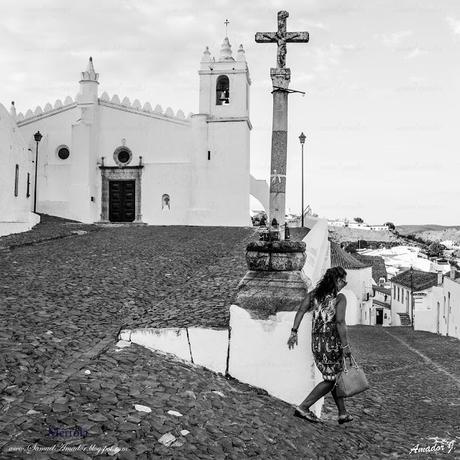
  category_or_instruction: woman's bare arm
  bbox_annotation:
[288,291,312,349]
[335,293,350,350]
[292,291,311,331]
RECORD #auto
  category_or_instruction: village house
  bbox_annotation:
[429,266,460,339]
[370,283,392,326]
[330,242,373,325]
[390,269,441,327]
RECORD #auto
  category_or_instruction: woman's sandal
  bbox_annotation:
[294,407,322,424]
[338,414,353,425]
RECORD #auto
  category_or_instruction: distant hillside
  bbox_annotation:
[328,227,399,244]
[397,224,460,235]
[397,225,460,244]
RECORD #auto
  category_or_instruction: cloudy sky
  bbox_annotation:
[1,0,459,225]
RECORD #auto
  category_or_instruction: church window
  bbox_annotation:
[216,75,230,105]
[208,151,211,160]
[26,173,30,198]
[14,165,19,197]
[162,194,170,210]
[57,146,70,160]
[113,146,133,166]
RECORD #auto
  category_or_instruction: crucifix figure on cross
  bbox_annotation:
[255,11,309,69]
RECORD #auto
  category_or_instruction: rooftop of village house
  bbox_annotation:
[390,269,439,291]
[372,285,391,295]
[330,241,373,270]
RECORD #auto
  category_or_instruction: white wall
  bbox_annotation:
[302,217,331,289]
[203,120,250,226]
[342,288,360,325]
[228,306,323,416]
[18,105,78,220]
[390,282,411,325]
[0,104,39,236]
[428,277,460,339]
[99,105,193,225]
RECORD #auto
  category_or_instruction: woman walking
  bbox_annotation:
[287,266,353,424]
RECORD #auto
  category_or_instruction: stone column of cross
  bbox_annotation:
[256,11,309,238]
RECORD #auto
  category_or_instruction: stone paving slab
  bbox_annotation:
[0,222,457,459]
[0,214,100,250]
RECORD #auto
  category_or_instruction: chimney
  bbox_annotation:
[450,266,456,280]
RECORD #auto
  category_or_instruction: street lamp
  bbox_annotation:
[299,132,306,227]
[410,266,414,329]
[33,131,42,213]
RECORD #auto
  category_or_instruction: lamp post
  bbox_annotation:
[410,266,414,329]
[33,131,42,213]
[299,132,306,227]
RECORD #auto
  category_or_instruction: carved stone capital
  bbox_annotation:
[270,68,291,88]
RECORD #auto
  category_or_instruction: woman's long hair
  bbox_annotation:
[308,266,347,311]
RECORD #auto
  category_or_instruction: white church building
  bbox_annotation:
[6,37,268,229]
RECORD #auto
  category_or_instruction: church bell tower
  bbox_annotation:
[69,57,100,223]
[190,36,251,226]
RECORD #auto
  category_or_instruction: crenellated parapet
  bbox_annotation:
[98,91,191,123]
[15,54,192,126]
[16,92,192,125]
[16,96,77,125]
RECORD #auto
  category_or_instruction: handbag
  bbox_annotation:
[335,355,370,398]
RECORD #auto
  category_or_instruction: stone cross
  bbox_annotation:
[255,11,309,69]
[255,11,309,238]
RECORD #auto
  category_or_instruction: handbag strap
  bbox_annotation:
[342,354,359,371]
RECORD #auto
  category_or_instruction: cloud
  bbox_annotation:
[375,30,413,48]
[446,17,460,35]
[406,47,427,59]
[311,43,359,73]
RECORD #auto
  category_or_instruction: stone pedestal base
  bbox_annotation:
[236,270,309,318]
[236,240,309,317]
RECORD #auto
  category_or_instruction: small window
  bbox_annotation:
[118,150,130,164]
[14,165,19,197]
[26,173,30,198]
[162,194,170,210]
[216,75,230,105]
[57,146,70,160]
[113,146,133,166]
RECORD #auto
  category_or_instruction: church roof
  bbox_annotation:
[330,242,372,270]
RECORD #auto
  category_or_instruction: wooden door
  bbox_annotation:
[109,180,135,222]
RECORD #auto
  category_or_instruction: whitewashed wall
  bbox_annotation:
[99,105,193,225]
[390,283,411,325]
[302,216,331,289]
[18,106,78,220]
[0,104,39,236]
[425,278,460,339]
[345,267,373,325]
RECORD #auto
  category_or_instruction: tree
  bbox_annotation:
[345,242,358,253]
[357,239,368,249]
[354,217,363,224]
[427,242,445,258]
[384,222,395,231]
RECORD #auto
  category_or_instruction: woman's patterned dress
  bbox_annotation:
[311,294,344,381]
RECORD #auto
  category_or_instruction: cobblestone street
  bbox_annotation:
[0,218,458,459]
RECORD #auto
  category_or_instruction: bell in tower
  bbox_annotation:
[216,75,230,105]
